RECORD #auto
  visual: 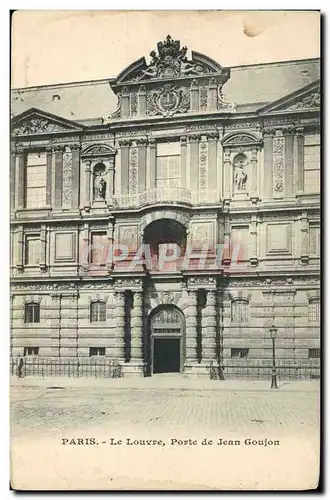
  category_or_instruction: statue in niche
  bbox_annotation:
[233,154,248,192]
[93,166,106,200]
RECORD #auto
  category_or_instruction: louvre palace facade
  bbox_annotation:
[10,36,320,378]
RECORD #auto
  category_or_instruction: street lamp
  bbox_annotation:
[269,324,278,389]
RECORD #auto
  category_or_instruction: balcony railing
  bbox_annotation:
[115,188,221,209]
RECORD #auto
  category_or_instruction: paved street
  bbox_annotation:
[10,376,320,491]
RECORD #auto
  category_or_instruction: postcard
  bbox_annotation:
[10,10,320,491]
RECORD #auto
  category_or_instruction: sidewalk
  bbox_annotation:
[10,374,320,392]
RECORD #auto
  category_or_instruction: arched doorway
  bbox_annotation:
[149,306,185,374]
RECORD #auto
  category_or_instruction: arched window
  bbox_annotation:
[90,301,106,322]
[308,298,320,322]
[231,299,248,323]
[24,302,40,323]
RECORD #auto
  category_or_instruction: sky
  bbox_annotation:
[11,10,320,88]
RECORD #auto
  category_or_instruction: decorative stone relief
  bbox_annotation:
[188,276,216,287]
[129,147,138,194]
[273,136,285,193]
[62,152,72,208]
[12,118,68,136]
[159,291,174,304]
[130,93,138,117]
[199,140,208,191]
[135,35,215,81]
[288,90,320,110]
[200,87,208,111]
[146,84,190,117]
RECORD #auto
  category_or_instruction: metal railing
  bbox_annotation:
[210,359,320,380]
[11,357,123,379]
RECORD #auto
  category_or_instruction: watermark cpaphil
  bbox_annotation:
[80,241,245,272]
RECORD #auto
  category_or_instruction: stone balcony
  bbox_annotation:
[114,187,221,209]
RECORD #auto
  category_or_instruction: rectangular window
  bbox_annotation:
[90,232,108,265]
[309,225,320,256]
[25,152,47,208]
[89,347,106,356]
[156,142,181,189]
[25,235,41,265]
[231,348,249,359]
[23,347,39,356]
[308,348,320,359]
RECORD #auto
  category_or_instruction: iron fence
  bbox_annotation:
[210,360,320,380]
[11,357,123,379]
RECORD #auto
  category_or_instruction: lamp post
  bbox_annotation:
[270,324,278,389]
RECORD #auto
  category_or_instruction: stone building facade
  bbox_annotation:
[10,36,320,378]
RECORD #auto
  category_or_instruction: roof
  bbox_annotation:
[11,57,320,121]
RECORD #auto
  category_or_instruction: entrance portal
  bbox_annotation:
[149,306,185,375]
[153,338,180,373]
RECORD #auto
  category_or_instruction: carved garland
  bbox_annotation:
[62,152,73,208]
[129,146,138,194]
[199,140,208,191]
[273,136,285,193]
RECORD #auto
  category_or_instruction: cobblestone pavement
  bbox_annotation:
[11,379,320,435]
[10,377,320,491]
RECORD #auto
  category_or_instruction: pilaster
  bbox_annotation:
[180,136,187,189]
[71,144,81,208]
[185,290,198,363]
[294,126,305,194]
[113,292,126,359]
[119,139,130,195]
[131,292,143,362]
[201,290,217,361]
[54,145,64,209]
[263,129,275,199]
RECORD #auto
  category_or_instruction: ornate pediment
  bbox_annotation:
[81,143,116,157]
[258,80,320,114]
[221,131,262,147]
[115,35,228,84]
[11,108,84,137]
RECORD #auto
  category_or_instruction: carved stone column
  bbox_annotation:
[223,149,231,202]
[190,79,200,111]
[131,292,143,362]
[148,138,156,189]
[107,158,115,202]
[201,290,217,361]
[188,134,200,192]
[82,223,89,269]
[263,129,275,198]
[207,132,218,197]
[185,290,198,364]
[300,211,309,264]
[16,149,25,209]
[39,225,47,271]
[54,145,64,209]
[283,126,295,197]
[208,77,218,111]
[45,147,53,207]
[51,293,61,357]
[83,160,91,210]
[71,144,81,208]
[137,139,147,193]
[180,136,187,189]
[250,214,258,266]
[294,126,304,194]
[273,133,285,197]
[10,149,16,211]
[119,139,130,195]
[250,147,258,201]
[138,85,147,117]
[113,292,126,359]
[15,226,24,271]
